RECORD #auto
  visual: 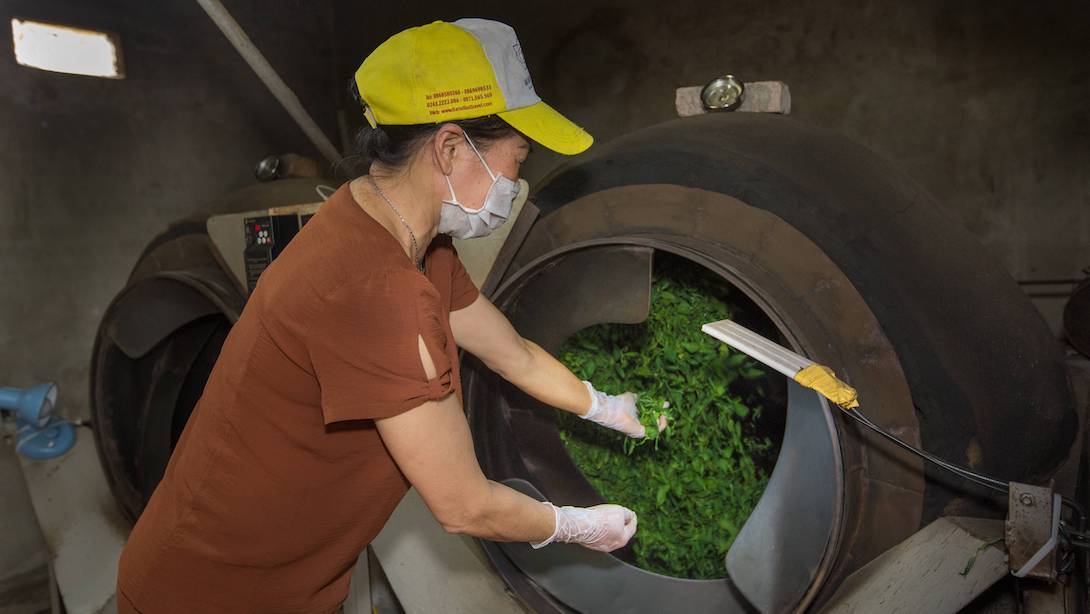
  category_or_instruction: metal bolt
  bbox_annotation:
[1019,493,1036,507]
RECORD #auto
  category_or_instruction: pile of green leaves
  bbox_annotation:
[557,256,774,579]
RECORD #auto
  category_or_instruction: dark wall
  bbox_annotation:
[0,0,341,582]
[1,0,338,408]
[337,0,1090,289]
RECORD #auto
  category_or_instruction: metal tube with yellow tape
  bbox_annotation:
[700,319,859,410]
[701,318,1010,494]
[701,320,1090,587]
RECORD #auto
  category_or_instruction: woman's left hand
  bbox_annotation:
[580,381,648,438]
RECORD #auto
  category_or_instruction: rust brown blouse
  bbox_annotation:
[117,182,479,613]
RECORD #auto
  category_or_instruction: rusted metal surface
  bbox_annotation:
[509,114,1075,606]
[104,275,222,359]
[1065,277,1090,357]
[480,199,540,298]
[492,181,925,609]
[477,241,843,611]
[726,382,842,613]
[527,114,1075,519]
[1021,580,1073,614]
[1006,482,1057,581]
[496,244,653,353]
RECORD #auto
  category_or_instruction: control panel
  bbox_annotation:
[205,194,325,295]
[243,213,310,293]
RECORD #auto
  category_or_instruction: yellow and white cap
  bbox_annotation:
[355,18,593,155]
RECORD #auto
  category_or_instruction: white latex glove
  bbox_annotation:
[531,502,638,552]
[580,380,646,438]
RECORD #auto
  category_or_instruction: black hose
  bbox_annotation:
[846,402,1090,599]
[843,407,1009,494]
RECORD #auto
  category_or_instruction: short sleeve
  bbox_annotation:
[449,246,480,311]
[307,271,455,424]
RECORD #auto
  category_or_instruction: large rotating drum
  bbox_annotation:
[90,114,1075,612]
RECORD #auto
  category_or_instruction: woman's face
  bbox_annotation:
[445,131,530,211]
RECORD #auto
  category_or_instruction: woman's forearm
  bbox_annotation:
[456,480,556,543]
[501,339,592,417]
[457,480,635,554]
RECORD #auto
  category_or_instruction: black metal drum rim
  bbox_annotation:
[474,237,846,612]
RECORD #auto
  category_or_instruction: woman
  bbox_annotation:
[117,18,655,613]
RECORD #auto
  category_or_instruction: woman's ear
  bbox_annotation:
[432,124,463,175]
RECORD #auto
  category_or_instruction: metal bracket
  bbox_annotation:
[676,80,791,117]
[1013,493,1061,578]
[1006,482,1060,580]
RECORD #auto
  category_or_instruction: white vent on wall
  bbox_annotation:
[11,18,124,79]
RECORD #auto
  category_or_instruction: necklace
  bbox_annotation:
[367,175,423,271]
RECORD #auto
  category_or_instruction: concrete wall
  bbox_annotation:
[1,0,1087,600]
[0,0,338,593]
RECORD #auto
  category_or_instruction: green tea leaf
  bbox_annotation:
[555,255,775,579]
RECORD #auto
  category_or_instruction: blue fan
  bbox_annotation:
[0,383,76,460]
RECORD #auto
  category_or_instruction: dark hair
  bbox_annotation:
[346,78,517,170]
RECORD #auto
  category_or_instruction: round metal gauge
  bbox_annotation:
[700,75,745,111]
[254,155,282,182]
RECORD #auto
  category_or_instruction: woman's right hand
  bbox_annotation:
[532,503,638,552]
[376,333,636,549]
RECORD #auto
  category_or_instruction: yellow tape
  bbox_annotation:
[794,364,860,409]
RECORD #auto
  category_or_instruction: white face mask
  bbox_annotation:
[438,134,524,239]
